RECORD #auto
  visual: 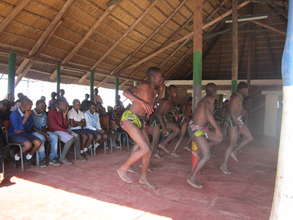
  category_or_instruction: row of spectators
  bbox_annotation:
[0,88,125,168]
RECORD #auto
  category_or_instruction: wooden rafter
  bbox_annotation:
[0,0,31,34]
[50,3,117,80]
[122,0,251,72]
[249,20,286,36]
[15,0,75,85]
[78,0,158,84]
[96,0,189,86]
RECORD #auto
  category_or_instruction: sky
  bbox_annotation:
[0,74,130,107]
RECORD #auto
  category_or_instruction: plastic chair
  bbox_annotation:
[118,131,130,151]
[2,127,25,171]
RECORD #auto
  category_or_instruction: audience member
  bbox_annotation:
[49,92,58,110]
[94,88,103,105]
[68,99,93,157]
[57,89,68,104]
[8,97,42,161]
[84,102,107,142]
[32,100,61,167]
[48,100,81,164]
[81,94,91,112]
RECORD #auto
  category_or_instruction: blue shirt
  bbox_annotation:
[84,110,101,131]
[8,108,33,136]
[32,110,47,130]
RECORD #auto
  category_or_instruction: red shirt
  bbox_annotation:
[48,109,68,132]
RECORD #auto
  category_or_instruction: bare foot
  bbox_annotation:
[230,152,239,162]
[117,168,133,183]
[128,168,137,173]
[186,178,203,189]
[139,177,157,191]
[171,152,180,158]
[220,164,232,175]
[158,144,170,154]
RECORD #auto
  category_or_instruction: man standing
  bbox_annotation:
[57,89,68,104]
[117,67,164,189]
[220,82,254,175]
[187,83,223,189]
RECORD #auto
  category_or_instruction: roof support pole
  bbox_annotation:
[270,1,293,220]
[192,0,203,111]
[7,53,16,98]
[231,0,239,93]
[90,71,95,102]
[115,77,119,106]
[56,64,61,95]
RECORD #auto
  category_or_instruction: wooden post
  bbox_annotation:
[115,77,119,106]
[7,53,16,97]
[270,1,293,220]
[56,64,61,95]
[192,0,203,111]
[90,71,95,101]
[231,0,239,93]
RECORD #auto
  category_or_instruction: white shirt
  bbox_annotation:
[84,110,102,131]
[68,108,85,130]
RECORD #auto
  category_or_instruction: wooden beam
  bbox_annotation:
[15,0,74,86]
[96,0,188,86]
[192,0,203,108]
[15,62,33,86]
[0,0,31,34]
[165,48,193,79]
[249,20,286,36]
[79,0,158,83]
[123,0,251,72]
[50,5,116,80]
[231,0,239,92]
[63,5,116,65]
[28,0,75,57]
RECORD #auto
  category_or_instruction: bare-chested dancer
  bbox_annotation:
[117,67,164,189]
[220,82,254,175]
[150,85,180,155]
[187,83,223,189]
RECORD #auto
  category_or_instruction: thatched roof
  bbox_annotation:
[0,0,288,89]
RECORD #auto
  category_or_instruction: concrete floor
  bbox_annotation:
[0,137,277,220]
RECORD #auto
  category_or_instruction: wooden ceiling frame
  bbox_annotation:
[49,2,118,80]
[122,0,251,72]
[97,0,189,87]
[0,0,32,34]
[78,0,159,84]
[15,0,76,86]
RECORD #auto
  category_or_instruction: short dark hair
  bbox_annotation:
[73,99,80,105]
[146,66,161,78]
[36,99,45,106]
[238,82,248,91]
[205,83,217,96]
[20,97,33,106]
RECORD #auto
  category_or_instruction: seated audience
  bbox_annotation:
[49,92,58,110]
[81,94,91,112]
[32,100,61,167]
[84,102,107,142]
[8,97,42,162]
[68,99,93,157]
[48,100,82,164]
